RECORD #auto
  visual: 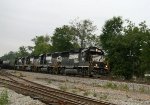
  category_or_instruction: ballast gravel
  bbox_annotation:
[0,87,45,105]
[6,70,150,105]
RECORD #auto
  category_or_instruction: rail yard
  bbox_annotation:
[0,69,149,105]
[0,70,116,105]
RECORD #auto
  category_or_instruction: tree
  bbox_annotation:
[1,51,18,65]
[138,22,150,75]
[71,19,97,48]
[17,46,29,57]
[51,25,79,52]
[100,16,123,50]
[32,35,52,55]
[100,16,150,79]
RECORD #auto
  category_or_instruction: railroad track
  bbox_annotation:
[0,71,115,105]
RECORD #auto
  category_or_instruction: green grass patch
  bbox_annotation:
[104,82,118,89]
[59,85,68,91]
[99,94,108,100]
[48,80,52,84]
[83,90,90,96]
[93,90,97,97]
[119,84,129,91]
[0,89,9,105]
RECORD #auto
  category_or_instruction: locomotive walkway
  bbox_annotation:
[0,71,115,105]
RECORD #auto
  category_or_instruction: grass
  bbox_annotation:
[71,89,78,94]
[139,86,146,93]
[15,72,24,77]
[83,90,90,96]
[93,90,97,97]
[99,94,108,100]
[102,82,130,91]
[0,89,9,105]
[119,84,129,91]
[59,85,68,91]
[104,82,118,89]
[48,80,52,84]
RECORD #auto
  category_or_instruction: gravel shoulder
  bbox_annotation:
[0,87,45,105]
[6,70,150,105]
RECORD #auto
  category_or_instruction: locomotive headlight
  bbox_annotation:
[96,49,98,52]
[95,64,97,67]
[105,65,108,68]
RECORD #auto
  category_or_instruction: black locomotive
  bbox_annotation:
[0,59,3,70]
[14,47,109,76]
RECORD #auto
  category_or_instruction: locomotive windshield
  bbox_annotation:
[88,47,104,62]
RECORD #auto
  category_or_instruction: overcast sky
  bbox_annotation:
[0,0,150,56]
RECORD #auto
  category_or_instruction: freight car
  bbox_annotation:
[14,47,109,76]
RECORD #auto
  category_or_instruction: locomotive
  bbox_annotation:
[14,47,109,76]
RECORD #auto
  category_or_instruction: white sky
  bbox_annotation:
[0,0,150,56]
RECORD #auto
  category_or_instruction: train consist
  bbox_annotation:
[3,47,109,76]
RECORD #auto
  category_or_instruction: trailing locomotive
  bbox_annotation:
[14,47,109,76]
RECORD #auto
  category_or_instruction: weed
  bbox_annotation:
[48,80,52,84]
[104,82,118,89]
[93,90,97,97]
[59,85,68,91]
[71,89,78,94]
[99,94,108,100]
[83,90,90,96]
[139,86,145,93]
[0,89,9,105]
[119,84,129,91]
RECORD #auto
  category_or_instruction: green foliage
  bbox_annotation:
[59,85,68,91]
[104,82,118,89]
[99,94,108,100]
[93,90,97,97]
[119,84,129,91]
[51,25,79,52]
[83,90,90,96]
[0,90,9,105]
[48,80,52,84]
[100,16,150,80]
[100,16,123,50]
[32,35,52,55]
[1,46,29,64]
[1,51,17,64]
[18,46,29,57]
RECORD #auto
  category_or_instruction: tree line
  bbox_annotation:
[1,17,150,80]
